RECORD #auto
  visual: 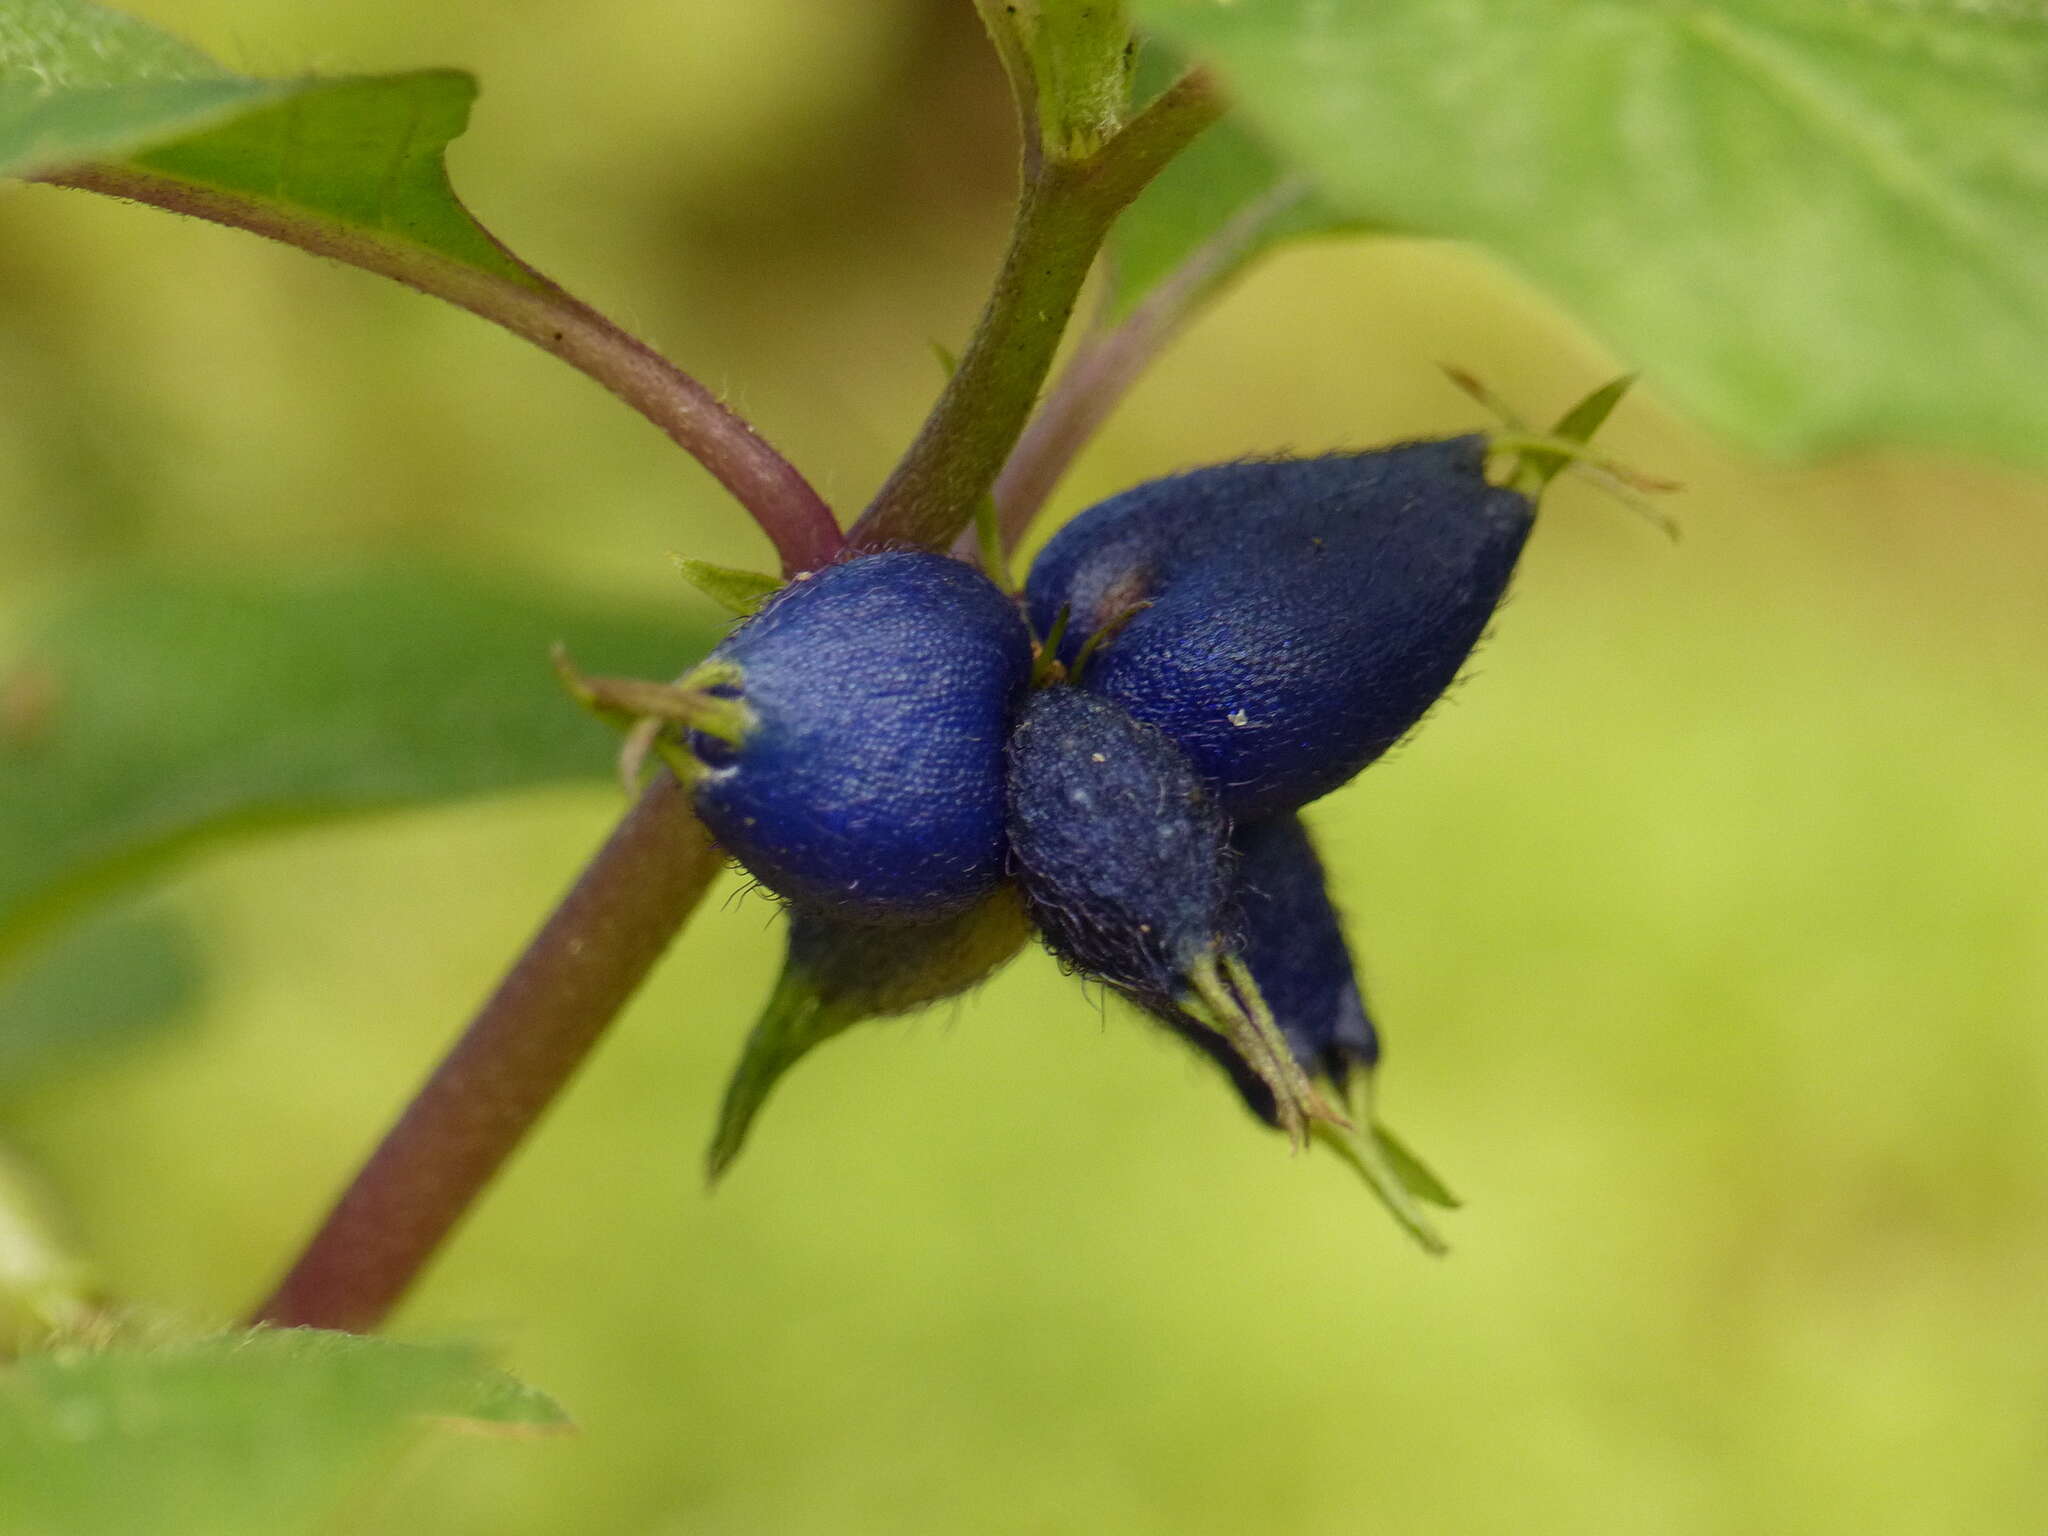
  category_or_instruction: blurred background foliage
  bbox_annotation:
[3,1,2047,1532]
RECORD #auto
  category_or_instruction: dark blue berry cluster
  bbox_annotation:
[586,399,1639,1248]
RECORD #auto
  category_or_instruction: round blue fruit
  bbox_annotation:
[689,551,1031,924]
[1025,437,1533,818]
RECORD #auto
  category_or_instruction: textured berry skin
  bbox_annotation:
[1025,437,1533,818]
[1162,813,1381,1125]
[691,551,1031,924]
[1004,686,1232,1005]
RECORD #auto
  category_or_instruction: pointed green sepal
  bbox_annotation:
[1030,604,1073,688]
[1309,1077,1452,1255]
[553,648,757,790]
[1549,374,1638,454]
[1067,599,1150,686]
[1373,1120,1461,1210]
[1447,369,1679,536]
[1180,949,1347,1151]
[705,965,837,1184]
[553,650,755,747]
[1498,373,1647,503]
[1438,364,1530,432]
[706,886,1033,1182]
[668,659,756,748]
[675,557,785,618]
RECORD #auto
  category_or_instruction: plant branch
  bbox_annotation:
[34,164,844,577]
[849,67,1225,554]
[250,773,720,1334]
[968,175,1316,559]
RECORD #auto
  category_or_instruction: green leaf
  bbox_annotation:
[1134,0,2048,468]
[1,0,218,86]
[0,909,202,1099]
[0,1330,565,1536]
[4,2,850,583]
[0,0,278,176]
[1105,41,1361,323]
[1,0,537,289]
[0,565,717,971]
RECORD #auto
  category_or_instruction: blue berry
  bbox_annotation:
[1025,437,1533,818]
[1005,685,1333,1142]
[687,551,1031,924]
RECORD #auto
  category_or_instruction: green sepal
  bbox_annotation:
[1029,605,1073,688]
[1067,599,1150,686]
[552,650,754,791]
[675,558,784,618]
[706,886,1033,1182]
[1372,1120,1460,1210]
[1179,949,1347,1152]
[1309,1077,1452,1256]
[1504,373,1637,502]
[553,650,754,750]
[1446,370,1678,536]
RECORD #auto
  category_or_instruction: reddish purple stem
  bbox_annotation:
[251,775,720,1334]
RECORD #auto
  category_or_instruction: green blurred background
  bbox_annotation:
[6,2,2048,1531]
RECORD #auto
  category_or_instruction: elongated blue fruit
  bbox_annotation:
[706,885,1032,1182]
[1150,813,1455,1251]
[1025,437,1530,818]
[686,551,1032,924]
[1004,685,1336,1144]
